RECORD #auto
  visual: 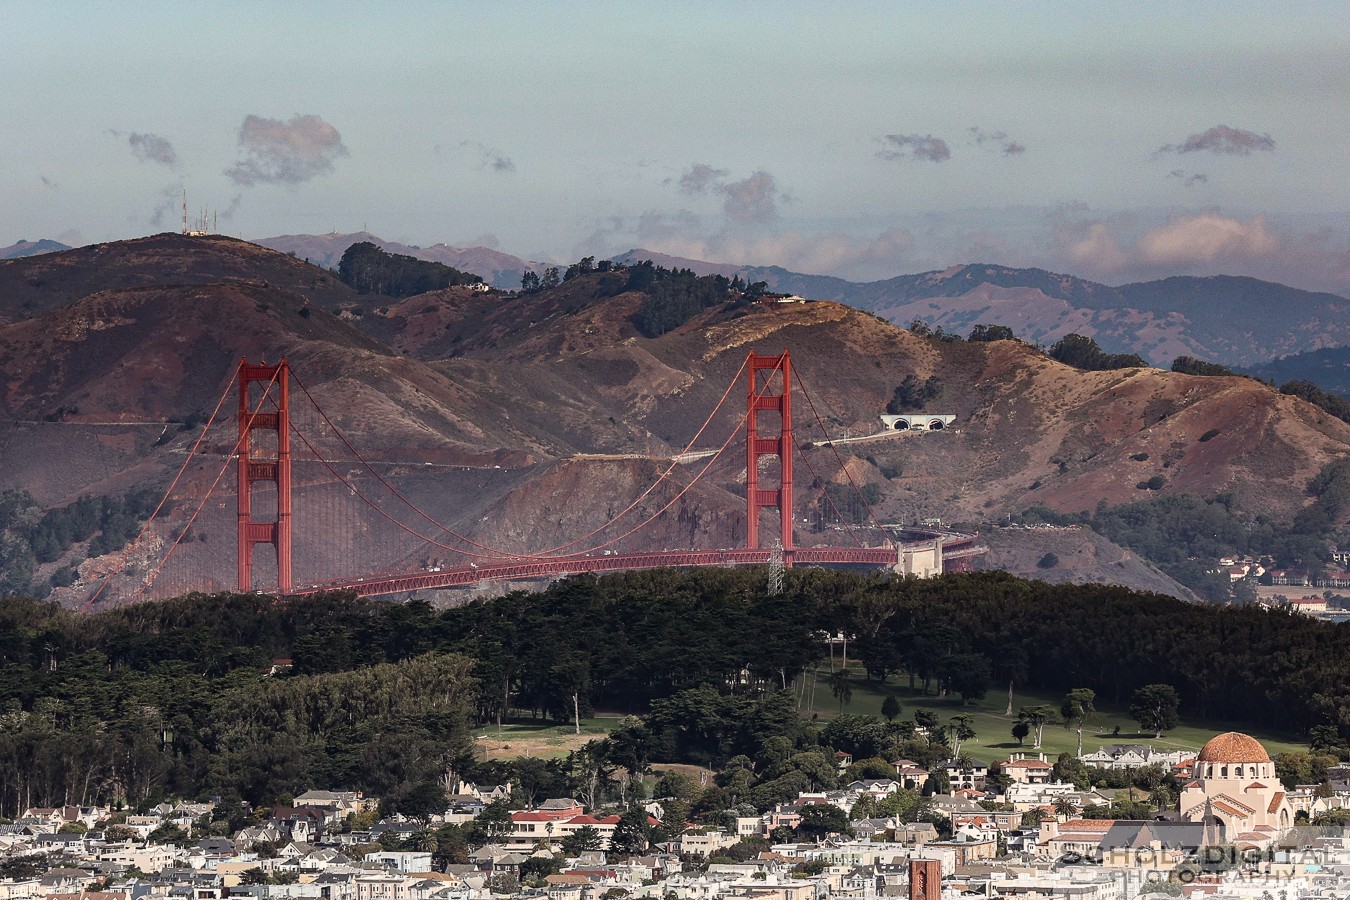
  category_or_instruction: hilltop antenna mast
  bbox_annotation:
[181,190,188,235]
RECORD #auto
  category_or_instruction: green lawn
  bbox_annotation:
[804,666,1308,762]
[474,673,1307,764]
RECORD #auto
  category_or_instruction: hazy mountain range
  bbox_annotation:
[255,234,1350,369]
[13,231,1350,372]
[0,239,71,259]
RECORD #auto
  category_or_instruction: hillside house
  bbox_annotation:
[1080,745,1187,770]
[293,791,369,818]
[996,753,1054,784]
[891,760,929,791]
[937,758,988,791]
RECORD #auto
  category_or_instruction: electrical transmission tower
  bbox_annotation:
[768,539,785,595]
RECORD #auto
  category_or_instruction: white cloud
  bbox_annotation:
[227,114,348,186]
[1065,222,1129,273]
[1136,213,1279,266]
[720,171,779,225]
[1044,211,1350,292]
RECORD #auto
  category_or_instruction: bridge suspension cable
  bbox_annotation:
[80,366,277,611]
[286,354,754,561]
[528,355,786,558]
[79,347,923,606]
[792,368,893,545]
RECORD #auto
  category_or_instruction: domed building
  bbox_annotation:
[1179,732,1292,842]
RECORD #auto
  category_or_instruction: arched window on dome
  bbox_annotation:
[1221,765,1228,778]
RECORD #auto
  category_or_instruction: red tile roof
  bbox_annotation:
[1056,820,1113,832]
[1196,733,1270,764]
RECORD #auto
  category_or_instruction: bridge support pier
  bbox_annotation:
[746,351,793,563]
[237,359,292,594]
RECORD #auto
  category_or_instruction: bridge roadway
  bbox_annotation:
[293,534,984,598]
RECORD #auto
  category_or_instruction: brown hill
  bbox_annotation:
[368,269,1350,527]
[0,233,360,325]
[3,237,1350,605]
[134,257,1350,527]
[974,526,1199,601]
[0,280,542,506]
[0,239,70,259]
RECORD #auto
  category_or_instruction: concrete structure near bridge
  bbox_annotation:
[881,414,956,431]
[897,541,944,577]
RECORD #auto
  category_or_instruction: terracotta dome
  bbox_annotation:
[1196,732,1270,764]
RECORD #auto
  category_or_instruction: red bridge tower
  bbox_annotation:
[237,359,292,593]
[745,351,794,561]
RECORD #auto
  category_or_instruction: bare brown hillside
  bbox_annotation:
[0,233,360,324]
[3,237,1350,605]
[974,526,1199,600]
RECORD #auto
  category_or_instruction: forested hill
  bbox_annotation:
[0,569,1345,815]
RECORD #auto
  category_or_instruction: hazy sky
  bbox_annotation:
[4,1,1349,291]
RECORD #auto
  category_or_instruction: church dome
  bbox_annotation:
[1196,732,1270,764]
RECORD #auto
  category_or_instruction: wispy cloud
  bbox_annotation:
[1158,124,1275,156]
[226,114,348,186]
[969,127,1025,155]
[148,184,181,227]
[877,133,952,162]
[676,163,728,195]
[666,164,783,225]
[1168,170,1208,187]
[459,141,515,173]
[435,141,516,173]
[128,132,178,166]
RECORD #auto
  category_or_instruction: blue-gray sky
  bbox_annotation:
[4,1,1349,291]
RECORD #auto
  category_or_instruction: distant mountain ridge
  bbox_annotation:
[614,250,1350,368]
[4,233,1350,605]
[0,239,71,259]
[1242,346,1350,398]
[242,237,1350,368]
[253,232,542,289]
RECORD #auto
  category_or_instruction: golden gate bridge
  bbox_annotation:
[81,350,983,609]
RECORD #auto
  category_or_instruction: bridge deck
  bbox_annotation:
[293,535,984,598]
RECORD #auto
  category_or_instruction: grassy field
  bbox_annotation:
[807,666,1307,761]
[474,715,624,760]
[472,671,1306,763]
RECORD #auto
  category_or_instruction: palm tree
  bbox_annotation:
[1148,785,1174,811]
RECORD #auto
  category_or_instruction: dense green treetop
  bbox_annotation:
[0,566,1347,817]
[337,242,482,297]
